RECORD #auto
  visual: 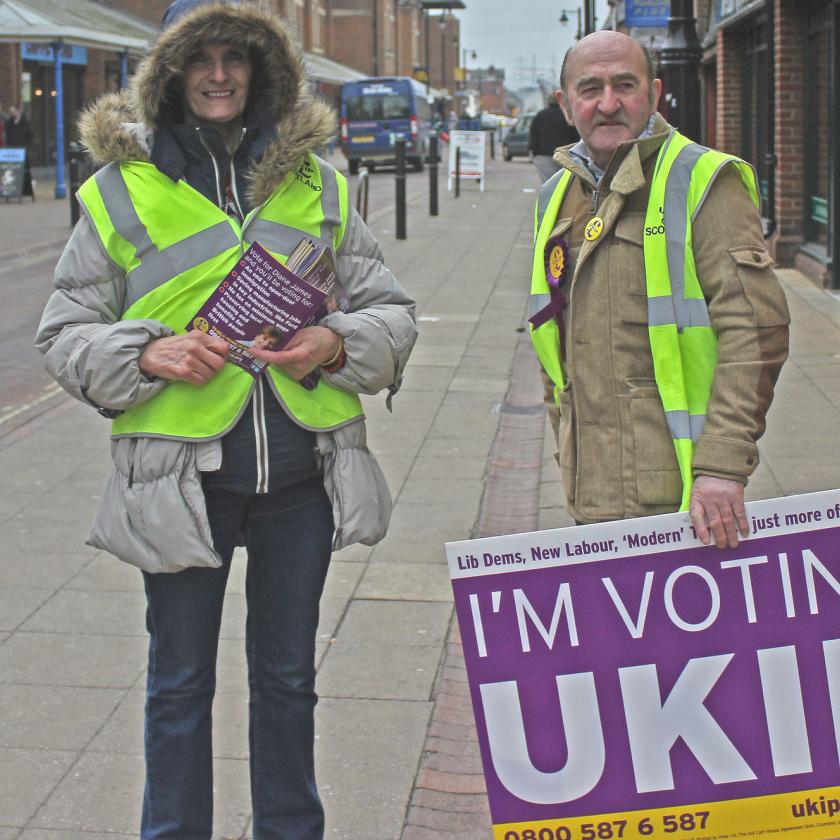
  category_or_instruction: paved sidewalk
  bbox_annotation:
[1,149,839,840]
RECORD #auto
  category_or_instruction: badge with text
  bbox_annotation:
[446,489,840,840]
[584,215,604,241]
[529,233,570,332]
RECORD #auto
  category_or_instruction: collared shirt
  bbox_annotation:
[568,113,658,184]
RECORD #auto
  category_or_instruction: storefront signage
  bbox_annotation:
[716,0,763,23]
[0,148,26,200]
[446,489,840,840]
[626,1,670,27]
[21,42,88,66]
[810,196,828,226]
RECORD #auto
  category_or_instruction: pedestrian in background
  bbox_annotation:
[6,104,34,196]
[35,0,416,837]
[529,31,789,549]
[528,93,578,183]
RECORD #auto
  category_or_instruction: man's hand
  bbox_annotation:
[689,475,749,549]
[248,326,341,381]
[139,332,229,385]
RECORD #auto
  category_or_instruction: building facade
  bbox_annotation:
[704,0,839,289]
[2,0,481,167]
[609,0,838,290]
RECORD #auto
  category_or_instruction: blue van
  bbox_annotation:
[340,76,431,174]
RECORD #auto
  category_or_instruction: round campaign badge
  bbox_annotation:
[584,216,604,241]
[192,317,210,332]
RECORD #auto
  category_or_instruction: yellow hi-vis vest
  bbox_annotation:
[529,130,760,511]
[78,153,364,439]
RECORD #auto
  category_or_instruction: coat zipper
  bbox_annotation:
[229,128,247,220]
[196,128,224,209]
[196,126,247,219]
[253,376,270,494]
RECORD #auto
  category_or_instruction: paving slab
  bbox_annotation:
[0,588,53,632]
[0,747,76,828]
[356,562,453,602]
[317,698,433,840]
[0,685,123,751]
[19,589,147,636]
[0,632,147,688]
[63,555,144,592]
[317,640,444,701]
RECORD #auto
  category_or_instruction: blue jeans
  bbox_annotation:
[141,477,333,839]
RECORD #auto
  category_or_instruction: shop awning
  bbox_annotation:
[0,0,155,54]
[304,53,366,86]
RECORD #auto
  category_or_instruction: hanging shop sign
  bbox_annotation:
[22,42,88,66]
[626,1,670,27]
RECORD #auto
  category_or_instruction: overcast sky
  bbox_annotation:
[457,0,611,91]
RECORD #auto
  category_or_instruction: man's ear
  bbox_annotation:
[650,78,662,110]
[556,89,574,125]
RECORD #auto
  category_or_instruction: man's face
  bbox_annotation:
[558,33,660,168]
[182,42,252,126]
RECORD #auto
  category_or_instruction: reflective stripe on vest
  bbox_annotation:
[529,168,572,405]
[245,156,347,256]
[529,130,758,511]
[78,154,363,439]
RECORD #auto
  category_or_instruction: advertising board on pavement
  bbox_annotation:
[0,148,26,200]
[448,129,486,192]
[446,489,840,840]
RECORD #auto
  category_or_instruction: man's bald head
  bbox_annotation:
[555,30,661,169]
[560,31,656,104]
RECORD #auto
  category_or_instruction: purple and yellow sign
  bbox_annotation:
[446,490,840,840]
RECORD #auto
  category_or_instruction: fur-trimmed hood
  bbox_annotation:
[78,1,336,206]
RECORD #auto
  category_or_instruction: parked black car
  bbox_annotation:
[502,113,536,160]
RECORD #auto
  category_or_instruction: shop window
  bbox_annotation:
[804,7,830,248]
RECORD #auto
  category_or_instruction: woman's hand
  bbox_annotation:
[139,332,229,385]
[248,326,341,380]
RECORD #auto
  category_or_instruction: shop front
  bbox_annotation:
[801,0,839,289]
[21,42,87,168]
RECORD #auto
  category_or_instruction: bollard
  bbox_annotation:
[355,166,370,222]
[428,131,439,217]
[395,134,407,240]
[489,129,495,160]
[455,147,461,198]
[68,141,83,226]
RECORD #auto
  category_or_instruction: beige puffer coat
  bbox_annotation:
[541,115,790,524]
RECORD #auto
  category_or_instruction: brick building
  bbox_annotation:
[0,1,154,169]
[465,65,506,115]
[1,0,479,170]
[609,0,838,290]
[700,0,838,289]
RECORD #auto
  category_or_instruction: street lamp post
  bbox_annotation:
[438,15,448,94]
[659,0,702,140]
[559,2,596,38]
[558,7,582,40]
[372,0,379,76]
[462,47,476,115]
[462,47,476,80]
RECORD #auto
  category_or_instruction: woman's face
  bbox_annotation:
[253,332,278,350]
[182,42,252,126]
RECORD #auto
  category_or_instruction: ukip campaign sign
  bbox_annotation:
[446,489,840,840]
